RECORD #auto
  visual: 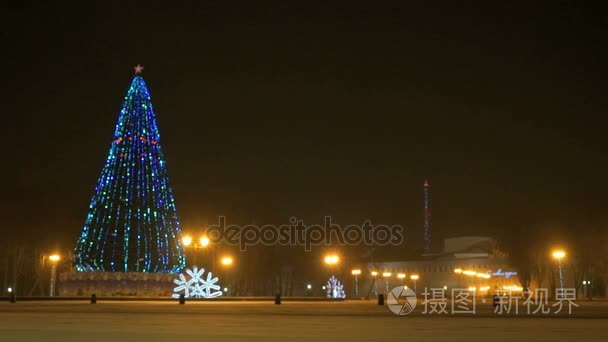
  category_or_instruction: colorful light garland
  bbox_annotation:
[74,74,186,273]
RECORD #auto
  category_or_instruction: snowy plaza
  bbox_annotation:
[1,300,607,341]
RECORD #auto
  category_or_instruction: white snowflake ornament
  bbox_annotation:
[172,266,223,299]
[326,275,346,299]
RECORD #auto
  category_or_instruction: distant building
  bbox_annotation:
[363,236,521,297]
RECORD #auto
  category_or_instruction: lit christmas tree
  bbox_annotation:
[74,65,186,273]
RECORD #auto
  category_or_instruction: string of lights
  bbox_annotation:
[74,72,186,273]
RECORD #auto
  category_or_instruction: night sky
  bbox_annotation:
[2,2,607,252]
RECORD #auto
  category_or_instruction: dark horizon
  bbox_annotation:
[2,2,607,254]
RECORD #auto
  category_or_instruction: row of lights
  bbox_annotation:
[378,272,417,280]
[464,286,523,292]
[31,248,577,297]
[454,268,491,279]
[358,270,419,280]
[326,255,420,281]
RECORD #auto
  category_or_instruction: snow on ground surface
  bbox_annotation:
[1,300,607,341]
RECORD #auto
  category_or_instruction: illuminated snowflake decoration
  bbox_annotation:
[326,275,346,299]
[172,266,223,299]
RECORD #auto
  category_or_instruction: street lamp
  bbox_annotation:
[410,274,419,294]
[382,272,392,292]
[582,280,591,300]
[48,254,61,297]
[323,255,339,290]
[552,250,566,289]
[220,256,234,295]
[351,269,361,297]
[397,273,406,286]
[221,256,233,266]
[324,255,339,265]
[183,234,216,267]
[183,235,211,249]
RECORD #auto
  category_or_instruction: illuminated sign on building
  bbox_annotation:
[492,269,518,279]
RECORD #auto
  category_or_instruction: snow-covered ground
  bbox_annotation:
[1,300,606,341]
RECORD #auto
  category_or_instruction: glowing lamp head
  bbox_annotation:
[454,268,463,274]
[199,236,210,247]
[49,255,60,262]
[397,273,406,279]
[182,236,192,246]
[382,272,392,278]
[371,271,378,277]
[324,255,339,265]
[221,257,233,266]
[410,274,419,280]
[552,250,566,260]
[351,269,361,275]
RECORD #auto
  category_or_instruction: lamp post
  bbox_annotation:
[351,269,361,297]
[397,273,406,286]
[371,271,378,296]
[552,250,566,290]
[323,254,340,288]
[220,256,234,295]
[182,235,195,265]
[199,235,214,268]
[48,254,61,297]
[410,274,419,294]
[583,280,591,299]
[382,272,392,292]
[182,235,214,267]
